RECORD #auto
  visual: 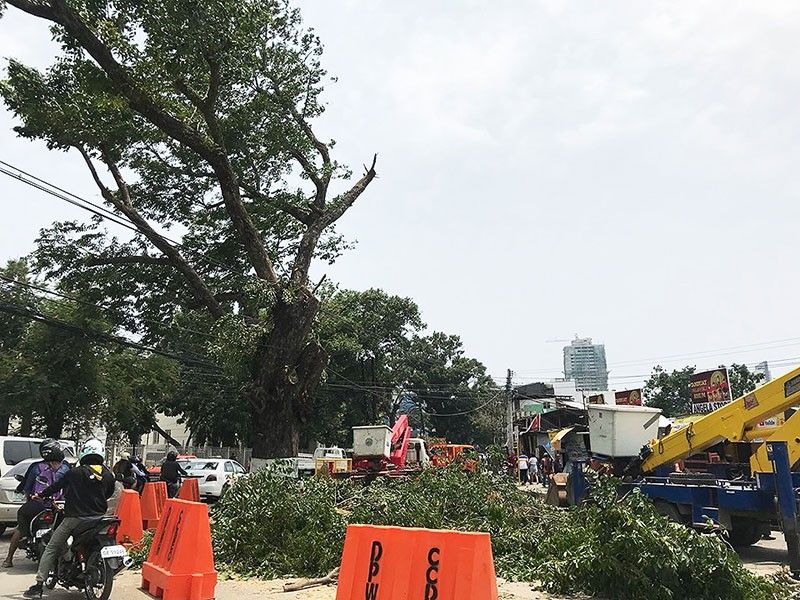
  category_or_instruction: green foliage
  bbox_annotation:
[212,468,346,578]
[644,365,696,417]
[128,530,154,569]
[538,475,785,599]
[727,363,765,400]
[312,288,499,446]
[102,351,179,446]
[210,467,788,599]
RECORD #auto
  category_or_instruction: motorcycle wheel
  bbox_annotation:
[83,552,114,600]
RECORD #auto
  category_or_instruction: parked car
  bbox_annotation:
[184,459,247,500]
[0,456,77,535]
[0,436,76,477]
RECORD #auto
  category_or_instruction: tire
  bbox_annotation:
[654,501,684,524]
[0,525,6,536]
[83,551,114,600]
[728,518,762,547]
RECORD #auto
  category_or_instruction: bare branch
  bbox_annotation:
[320,154,377,228]
[289,154,377,286]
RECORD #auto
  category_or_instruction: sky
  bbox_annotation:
[1,1,800,390]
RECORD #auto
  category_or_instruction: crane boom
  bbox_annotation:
[641,365,800,473]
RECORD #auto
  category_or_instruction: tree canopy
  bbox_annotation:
[1,0,378,456]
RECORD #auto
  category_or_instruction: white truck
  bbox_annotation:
[251,446,347,477]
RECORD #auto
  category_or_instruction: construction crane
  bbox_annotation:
[556,365,800,572]
[638,365,800,475]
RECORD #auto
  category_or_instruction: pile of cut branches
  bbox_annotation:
[210,465,791,599]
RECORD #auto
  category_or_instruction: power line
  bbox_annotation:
[421,389,505,418]
[0,159,232,272]
[0,274,214,344]
[0,299,219,368]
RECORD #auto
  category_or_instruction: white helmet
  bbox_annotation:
[79,437,105,462]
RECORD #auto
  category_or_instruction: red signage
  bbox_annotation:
[690,369,732,413]
[615,389,642,406]
[587,394,605,405]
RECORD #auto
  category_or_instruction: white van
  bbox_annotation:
[0,436,77,476]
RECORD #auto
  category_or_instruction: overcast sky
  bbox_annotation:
[1,1,799,389]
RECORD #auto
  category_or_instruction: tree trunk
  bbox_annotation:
[19,409,32,436]
[249,292,328,458]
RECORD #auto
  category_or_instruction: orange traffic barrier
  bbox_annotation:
[141,482,168,530]
[115,489,144,546]
[335,524,498,600]
[178,478,200,502]
[141,499,217,600]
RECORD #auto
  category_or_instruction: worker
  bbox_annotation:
[528,454,539,484]
[518,454,529,484]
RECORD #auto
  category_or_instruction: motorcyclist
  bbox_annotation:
[159,450,187,498]
[2,439,69,568]
[131,455,150,493]
[24,437,115,599]
[111,451,136,489]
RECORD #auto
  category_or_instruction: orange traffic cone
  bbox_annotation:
[335,524,498,600]
[141,482,168,530]
[141,499,217,600]
[115,489,144,546]
[178,478,200,502]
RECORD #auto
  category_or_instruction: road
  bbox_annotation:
[0,528,788,599]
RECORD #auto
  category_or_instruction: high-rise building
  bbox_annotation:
[563,337,608,391]
[754,361,772,383]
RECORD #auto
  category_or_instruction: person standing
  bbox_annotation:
[541,454,553,480]
[528,454,539,484]
[518,454,529,484]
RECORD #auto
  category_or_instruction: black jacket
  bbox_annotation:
[41,463,116,518]
[159,459,188,484]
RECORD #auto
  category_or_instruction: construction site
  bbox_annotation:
[1,0,798,599]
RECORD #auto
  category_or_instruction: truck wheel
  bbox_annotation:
[728,518,762,547]
[653,501,683,524]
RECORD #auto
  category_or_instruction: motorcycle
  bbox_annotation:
[22,504,60,561]
[33,504,132,600]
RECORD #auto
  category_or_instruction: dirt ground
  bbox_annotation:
[0,528,787,600]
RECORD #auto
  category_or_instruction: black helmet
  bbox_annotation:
[166,450,177,461]
[40,439,63,462]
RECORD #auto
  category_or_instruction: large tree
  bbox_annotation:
[1,0,377,457]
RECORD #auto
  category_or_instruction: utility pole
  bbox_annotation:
[505,369,514,450]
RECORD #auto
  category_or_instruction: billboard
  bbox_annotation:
[690,368,732,413]
[615,389,642,406]
[587,393,605,405]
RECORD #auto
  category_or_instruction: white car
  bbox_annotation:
[185,459,247,501]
